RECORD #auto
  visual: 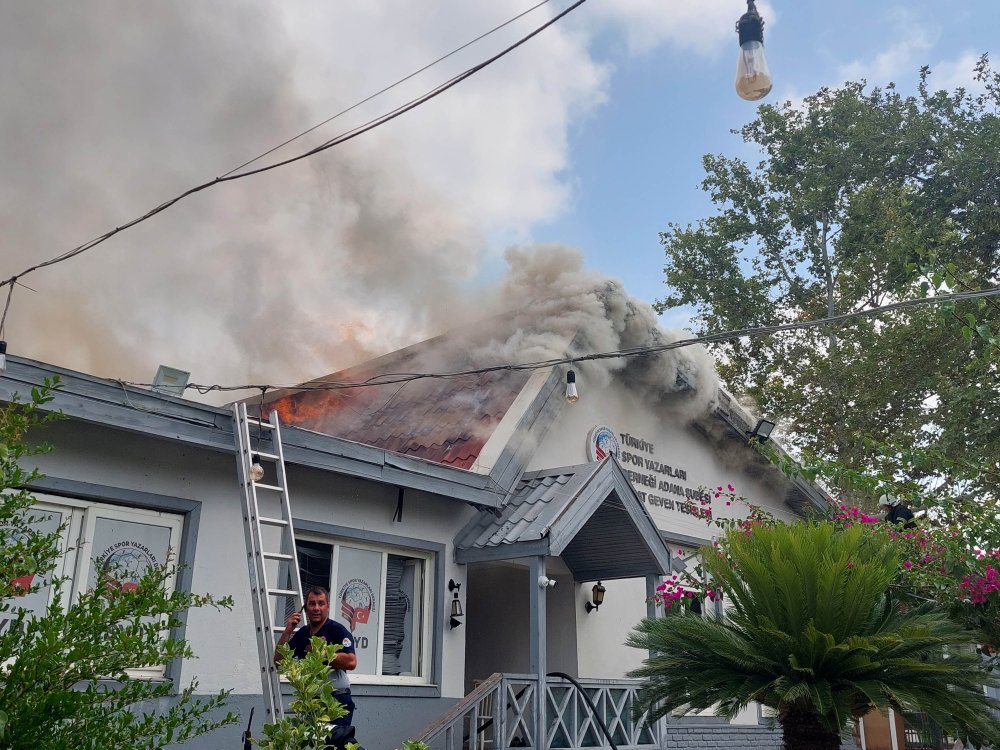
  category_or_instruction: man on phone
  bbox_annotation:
[274,586,358,728]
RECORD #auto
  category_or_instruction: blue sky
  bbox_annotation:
[530,1,998,326]
[1,1,997,389]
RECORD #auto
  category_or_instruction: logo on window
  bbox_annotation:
[7,531,35,596]
[99,541,158,592]
[339,578,375,631]
[587,425,620,462]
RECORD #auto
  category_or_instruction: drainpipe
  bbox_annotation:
[529,556,548,750]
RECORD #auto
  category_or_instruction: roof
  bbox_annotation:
[259,324,554,470]
[454,457,674,581]
[0,356,510,509]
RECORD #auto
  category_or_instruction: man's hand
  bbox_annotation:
[283,611,302,635]
[274,610,302,663]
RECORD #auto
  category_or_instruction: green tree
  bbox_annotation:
[255,638,355,750]
[627,523,1000,750]
[656,57,1000,504]
[258,637,429,750]
[0,382,238,749]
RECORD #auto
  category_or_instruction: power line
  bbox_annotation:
[220,0,556,178]
[115,284,1000,396]
[0,0,588,326]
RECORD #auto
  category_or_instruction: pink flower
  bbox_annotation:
[727,484,734,492]
[903,561,913,569]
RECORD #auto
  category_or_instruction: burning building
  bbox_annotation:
[0,275,828,748]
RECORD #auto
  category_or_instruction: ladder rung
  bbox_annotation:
[245,417,276,429]
[253,482,284,492]
[268,588,299,597]
[263,551,294,561]
[258,516,289,527]
[253,451,280,461]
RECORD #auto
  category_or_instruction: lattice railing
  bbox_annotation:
[415,673,661,750]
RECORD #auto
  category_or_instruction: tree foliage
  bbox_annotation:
[0,381,237,749]
[657,56,1000,504]
[627,522,1000,750]
[255,639,354,750]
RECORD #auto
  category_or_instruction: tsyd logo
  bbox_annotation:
[587,425,620,462]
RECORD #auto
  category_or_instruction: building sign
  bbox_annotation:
[336,545,382,673]
[339,577,375,631]
[88,517,170,592]
[591,426,712,521]
[586,425,620,462]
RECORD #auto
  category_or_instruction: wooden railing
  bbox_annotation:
[414,673,662,750]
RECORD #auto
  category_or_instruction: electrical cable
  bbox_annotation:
[220,0,555,177]
[0,0,589,313]
[113,284,1000,395]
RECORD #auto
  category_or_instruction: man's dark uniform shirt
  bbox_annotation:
[886,504,917,528]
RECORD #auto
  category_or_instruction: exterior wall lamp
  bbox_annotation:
[748,418,776,443]
[584,581,606,613]
[448,579,463,629]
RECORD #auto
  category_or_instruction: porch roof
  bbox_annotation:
[453,457,673,581]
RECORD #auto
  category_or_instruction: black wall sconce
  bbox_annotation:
[448,579,463,629]
[747,418,775,444]
[584,581,606,613]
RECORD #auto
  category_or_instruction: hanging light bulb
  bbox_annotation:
[0,341,6,374]
[249,459,265,483]
[565,369,579,404]
[734,1,772,102]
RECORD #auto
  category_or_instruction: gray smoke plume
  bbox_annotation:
[0,2,719,420]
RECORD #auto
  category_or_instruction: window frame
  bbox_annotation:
[16,479,201,684]
[5,492,186,679]
[296,532,434,686]
[293,518,444,693]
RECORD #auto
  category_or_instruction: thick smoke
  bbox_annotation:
[334,244,720,421]
[472,245,719,420]
[0,2,719,419]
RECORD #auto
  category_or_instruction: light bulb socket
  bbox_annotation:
[566,369,576,385]
[737,2,764,46]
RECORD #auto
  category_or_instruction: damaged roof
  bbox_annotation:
[261,342,534,470]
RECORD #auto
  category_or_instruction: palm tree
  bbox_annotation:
[626,523,1000,750]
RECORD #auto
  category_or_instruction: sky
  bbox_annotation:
[0,0,996,398]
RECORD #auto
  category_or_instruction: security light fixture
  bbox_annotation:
[151,364,191,397]
[565,369,579,404]
[585,581,606,613]
[448,579,463,628]
[748,418,776,443]
[735,0,773,101]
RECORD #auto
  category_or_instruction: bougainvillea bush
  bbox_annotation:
[651,482,1000,659]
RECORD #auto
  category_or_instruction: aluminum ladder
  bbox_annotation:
[233,402,304,722]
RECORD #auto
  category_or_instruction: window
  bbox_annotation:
[2,493,184,678]
[296,536,432,684]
